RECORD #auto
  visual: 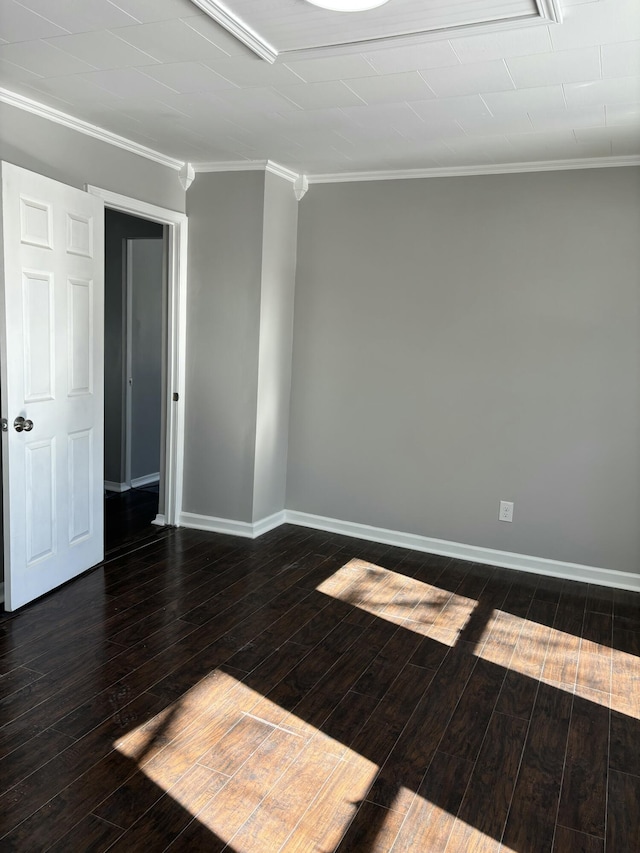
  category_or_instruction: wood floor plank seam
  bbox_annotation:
[276,753,376,853]
[440,701,519,850]
[92,756,228,839]
[608,767,640,780]
[84,809,128,832]
[550,689,578,851]
[88,812,128,831]
[201,727,312,851]
[44,574,334,744]
[602,637,614,847]
[360,654,479,829]
[0,617,203,755]
[121,615,365,796]
[0,692,165,842]
[492,594,560,851]
[556,821,609,841]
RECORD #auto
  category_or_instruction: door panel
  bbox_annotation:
[20,197,53,248]
[68,277,93,395]
[1,162,104,610]
[68,428,92,544]
[23,269,55,401]
[25,438,56,564]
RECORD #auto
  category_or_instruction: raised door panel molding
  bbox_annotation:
[68,429,93,545]
[22,269,55,403]
[19,197,53,249]
[25,438,56,565]
[66,213,93,259]
[67,277,93,397]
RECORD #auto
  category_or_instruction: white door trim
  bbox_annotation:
[87,187,187,527]
[124,239,133,491]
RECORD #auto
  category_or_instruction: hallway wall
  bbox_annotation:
[104,211,163,485]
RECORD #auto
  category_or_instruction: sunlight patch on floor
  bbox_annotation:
[316,558,476,646]
[479,610,637,717]
[318,561,637,719]
[114,669,380,852]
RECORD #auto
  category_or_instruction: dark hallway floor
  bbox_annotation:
[104,484,168,559]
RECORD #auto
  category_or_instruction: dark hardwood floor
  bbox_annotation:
[0,524,638,852]
[104,484,168,559]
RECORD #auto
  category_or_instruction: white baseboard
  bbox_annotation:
[175,507,640,591]
[105,474,160,493]
[131,473,160,488]
[284,510,640,592]
[104,480,129,493]
[253,511,287,538]
[179,510,285,539]
[152,514,166,527]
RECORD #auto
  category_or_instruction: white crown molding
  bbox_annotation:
[277,16,557,64]
[193,155,640,186]
[178,162,195,190]
[195,159,299,181]
[284,511,640,592]
[265,160,299,183]
[187,0,560,64]
[8,87,634,190]
[293,174,309,201]
[0,87,184,172]
[193,159,302,195]
[536,0,563,25]
[180,510,285,539]
[194,159,272,173]
[189,0,278,63]
[308,155,640,184]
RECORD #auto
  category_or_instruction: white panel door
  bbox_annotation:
[0,162,104,610]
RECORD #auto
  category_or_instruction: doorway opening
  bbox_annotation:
[103,211,166,556]
[88,184,188,565]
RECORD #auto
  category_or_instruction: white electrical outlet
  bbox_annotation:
[499,500,514,523]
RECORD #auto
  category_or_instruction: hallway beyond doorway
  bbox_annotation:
[104,483,167,560]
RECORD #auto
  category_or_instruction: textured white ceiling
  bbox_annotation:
[0,0,638,176]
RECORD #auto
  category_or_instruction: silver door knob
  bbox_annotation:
[14,416,33,432]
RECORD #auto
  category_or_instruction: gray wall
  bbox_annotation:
[253,171,299,522]
[183,171,265,522]
[0,102,185,212]
[130,238,164,482]
[287,168,640,574]
[104,211,163,484]
[183,170,298,524]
